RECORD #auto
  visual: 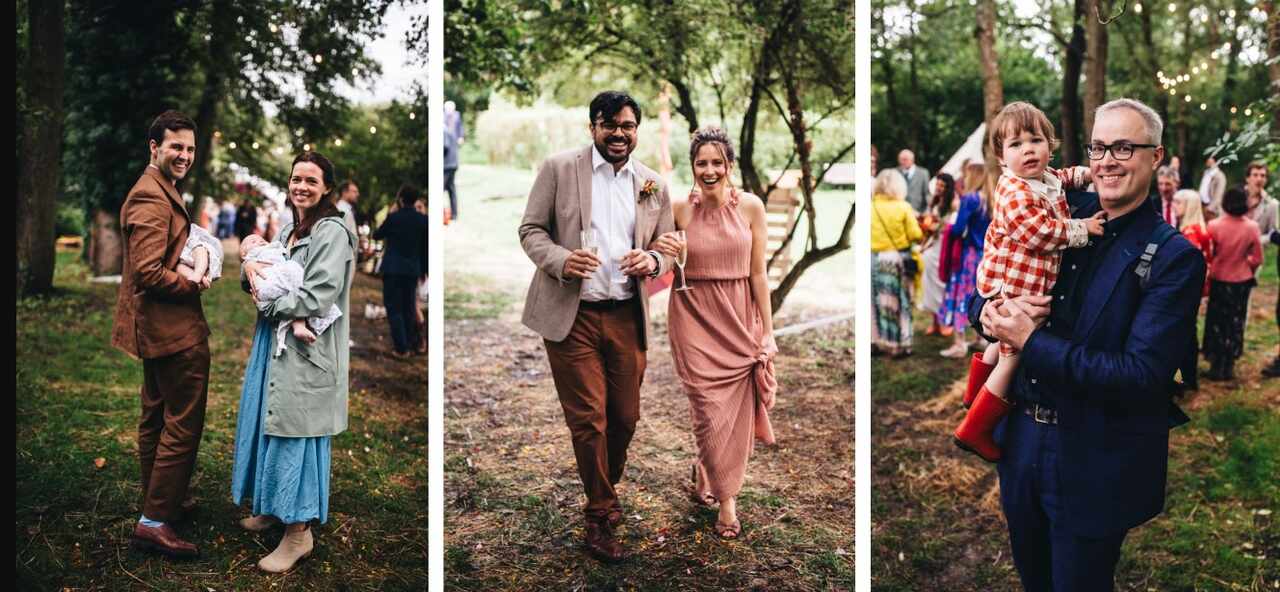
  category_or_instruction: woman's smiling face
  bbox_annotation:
[289,161,328,216]
[693,143,731,192]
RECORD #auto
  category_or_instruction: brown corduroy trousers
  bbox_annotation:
[138,340,210,522]
[543,302,646,521]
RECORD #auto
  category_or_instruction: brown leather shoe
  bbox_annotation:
[130,522,199,558]
[584,520,624,563]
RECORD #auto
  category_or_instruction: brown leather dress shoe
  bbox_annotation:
[130,522,199,558]
[584,520,624,563]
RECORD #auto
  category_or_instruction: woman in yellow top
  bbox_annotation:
[871,168,924,357]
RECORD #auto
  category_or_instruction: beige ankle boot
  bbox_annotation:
[239,514,278,532]
[257,526,314,573]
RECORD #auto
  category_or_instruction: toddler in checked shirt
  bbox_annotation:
[952,102,1107,462]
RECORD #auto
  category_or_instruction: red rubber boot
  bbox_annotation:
[962,353,996,408]
[953,386,1010,463]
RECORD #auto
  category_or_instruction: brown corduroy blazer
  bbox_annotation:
[111,166,210,360]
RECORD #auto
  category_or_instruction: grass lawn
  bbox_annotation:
[870,245,1280,590]
[16,246,427,591]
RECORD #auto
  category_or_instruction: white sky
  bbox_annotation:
[337,1,428,105]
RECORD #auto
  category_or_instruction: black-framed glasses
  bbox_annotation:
[1084,141,1159,161]
[595,120,638,134]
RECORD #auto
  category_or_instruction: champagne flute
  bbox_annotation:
[580,230,600,278]
[674,230,692,292]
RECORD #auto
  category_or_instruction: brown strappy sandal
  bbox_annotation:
[714,519,741,539]
[688,464,716,506]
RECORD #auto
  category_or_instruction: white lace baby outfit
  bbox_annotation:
[243,243,343,357]
[181,224,224,280]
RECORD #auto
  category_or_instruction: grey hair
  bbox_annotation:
[1095,98,1164,145]
[1156,165,1179,182]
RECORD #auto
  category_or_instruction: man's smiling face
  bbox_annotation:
[1089,108,1164,213]
[150,128,196,183]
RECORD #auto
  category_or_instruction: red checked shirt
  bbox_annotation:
[975,167,1090,299]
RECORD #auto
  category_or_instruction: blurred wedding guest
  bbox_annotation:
[1203,186,1264,381]
[374,184,429,357]
[234,198,258,242]
[335,181,361,232]
[939,162,992,359]
[1169,154,1190,189]
[1245,162,1277,240]
[218,199,236,239]
[920,173,957,337]
[1174,189,1213,299]
[1199,154,1226,218]
[897,149,930,215]
[1153,166,1180,227]
[871,168,923,358]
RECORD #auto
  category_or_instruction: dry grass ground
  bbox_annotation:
[443,295,853,591]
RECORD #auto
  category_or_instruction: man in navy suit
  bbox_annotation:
[969,98,1205,591]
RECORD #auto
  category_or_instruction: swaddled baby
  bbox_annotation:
[177,224,225,283]
[240,234,343,356]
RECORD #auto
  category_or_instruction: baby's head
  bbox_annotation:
[988,101,1059,180]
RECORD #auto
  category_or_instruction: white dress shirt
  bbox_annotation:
[1199,167,1218,205]
[581,145,637,301]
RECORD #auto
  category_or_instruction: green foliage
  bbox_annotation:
[873,0,1275,179]
[54,204,84,237]
[323,96,429,217]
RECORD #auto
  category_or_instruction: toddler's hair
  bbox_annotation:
[987,101,1060,160]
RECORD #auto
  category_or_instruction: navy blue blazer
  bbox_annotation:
[373,209,428,276]
[970,192,1205,538]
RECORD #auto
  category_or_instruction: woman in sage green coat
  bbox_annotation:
[231,151,354,573]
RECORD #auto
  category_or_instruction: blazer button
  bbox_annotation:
[267,410,272,415]
[1030,378,1038,384]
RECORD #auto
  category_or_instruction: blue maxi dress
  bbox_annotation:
[231,317,332,524]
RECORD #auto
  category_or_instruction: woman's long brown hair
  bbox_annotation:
[287,151,343,240]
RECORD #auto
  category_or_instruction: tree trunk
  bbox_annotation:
[16,0,65,296]
[187,0,236,217]
[1265,1,1279,135]
[1082,0,1109,143]
[1060,0,1086,165]
[976,0,1004,125]
[89,208,124,276]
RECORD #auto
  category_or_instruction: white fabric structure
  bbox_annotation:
[937,123,987,180]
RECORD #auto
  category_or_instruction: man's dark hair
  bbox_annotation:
[1246,161,1268,177]
[337,180,357,196]
[397,183,421,207]
[1222,185,1249,216]
[148,110,197,148]
[588,91,642,127]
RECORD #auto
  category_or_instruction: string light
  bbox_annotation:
[1245,108,1253,116]
[1135,2,1143,13]
[303,143,311,151]
[229,141,237,149]
[409,112,416,120]
[1200,103,1207,110]
[1184,95,1192,103]
[334,139,343,146]
[314,54,323,64]
[1231,106,1238,114]
[251,141,259,149]
[369,126,377,134]
[1168,3,1176,12]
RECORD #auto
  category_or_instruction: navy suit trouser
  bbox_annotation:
[998,411,1128,592]
[383,273,421,353]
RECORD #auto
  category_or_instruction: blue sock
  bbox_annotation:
[139,514,164,528]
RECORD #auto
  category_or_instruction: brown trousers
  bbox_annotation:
[544,302,646,521]
[138,339,210,522]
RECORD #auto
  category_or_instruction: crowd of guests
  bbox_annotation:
[195,181,429,359]
[870,144,1279,381]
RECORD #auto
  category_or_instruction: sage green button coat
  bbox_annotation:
[244,217,355,437]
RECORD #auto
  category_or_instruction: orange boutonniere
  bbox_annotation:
[638,179,658,202]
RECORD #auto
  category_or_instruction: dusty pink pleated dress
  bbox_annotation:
[669,191,777,503]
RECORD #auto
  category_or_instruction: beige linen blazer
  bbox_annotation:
[519,145,675,348]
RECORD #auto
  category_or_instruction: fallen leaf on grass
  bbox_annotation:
[93,457,106,469]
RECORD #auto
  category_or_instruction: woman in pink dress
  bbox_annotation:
[651,127,777,539]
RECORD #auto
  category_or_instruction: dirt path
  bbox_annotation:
[443,304,854,591]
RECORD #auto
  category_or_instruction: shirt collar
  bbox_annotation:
[1003,167,1061,197]
[591,144,634,177]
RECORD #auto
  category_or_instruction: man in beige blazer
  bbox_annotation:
[1199,154,1227,219]
[519,91,674,563]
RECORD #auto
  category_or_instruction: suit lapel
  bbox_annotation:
[577,145,593,236]
[145,166,190,223]
[1075,208,1159,340]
